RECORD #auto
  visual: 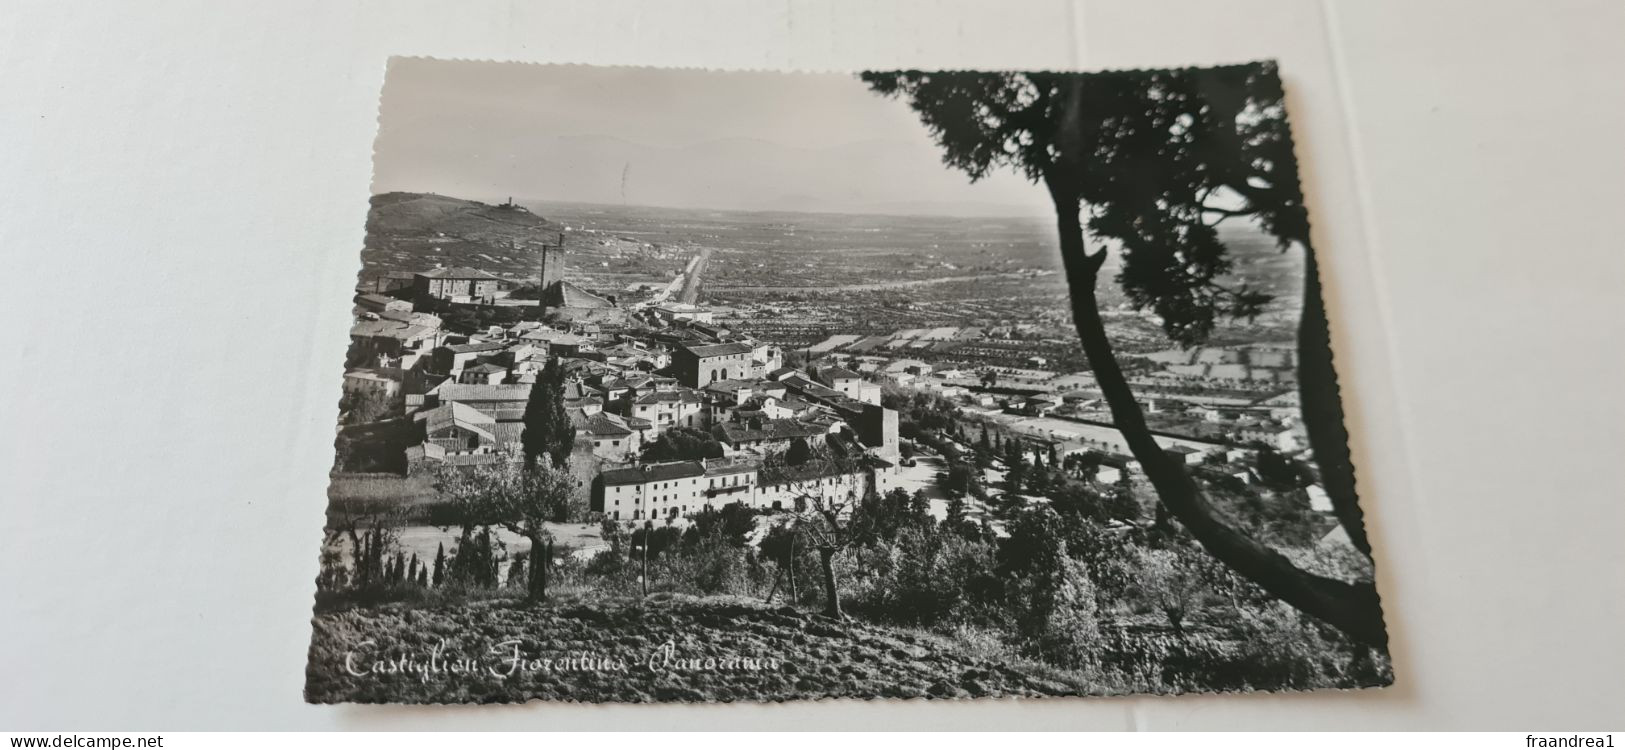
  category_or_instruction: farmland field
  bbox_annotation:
[306,595,1090,703]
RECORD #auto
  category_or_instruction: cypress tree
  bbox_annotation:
[507,556,526,588]
[945,493,969,534]
[1007,454,1027,494]
[521,358,574,469]
[478,530,497,588]
[355,531,370,589]
[371,534,386,586]
[432,542,446,587]
[365,531,383,588]
[470,531,486,587]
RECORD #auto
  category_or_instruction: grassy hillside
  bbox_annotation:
[306,594,1089,703]
[367,192,556,240]
[356,192,689,293]
[359,192,564,284]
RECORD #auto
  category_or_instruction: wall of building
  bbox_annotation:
[677,351,755,388]
[751,470,868,513]
[598,463,876,521]
[629,399,702,437]
[857,403,899,459]
[601,474,707,521]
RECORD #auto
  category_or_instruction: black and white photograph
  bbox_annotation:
[6,0,1625,737]
[305,59,1391,704]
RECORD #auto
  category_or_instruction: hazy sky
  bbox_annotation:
[371,59,1053,218]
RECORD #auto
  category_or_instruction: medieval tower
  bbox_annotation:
[541,232,564,290]
[519,233,564,293]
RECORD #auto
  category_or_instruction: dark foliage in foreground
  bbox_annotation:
[862,64,1385,647]
[316,476,1390,697]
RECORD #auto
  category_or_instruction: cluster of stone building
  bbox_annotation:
[344,252,1319,527]
[343,268,902,523]
[597,453,893,523]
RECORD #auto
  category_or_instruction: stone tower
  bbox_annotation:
[537,233,564,291]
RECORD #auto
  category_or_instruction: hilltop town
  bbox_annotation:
[335,194,1335,534]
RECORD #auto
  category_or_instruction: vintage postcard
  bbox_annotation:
[305,59,1390,703]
